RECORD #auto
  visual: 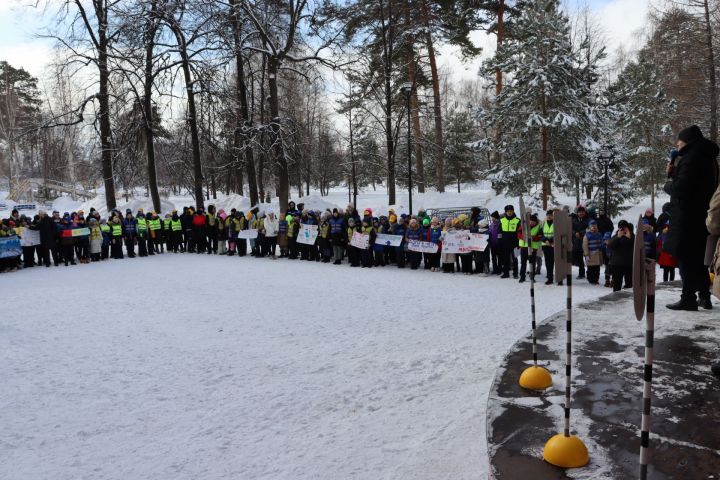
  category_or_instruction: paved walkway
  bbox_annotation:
[487,283,720,479]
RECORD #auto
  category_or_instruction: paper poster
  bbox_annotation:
[407,240,438,254]
[237,229,258,239]
[442,231,473,254]
[296,224,319,245]
[375,233,403,247]
[0,237,22,258]
[469,233,488,252]
[350,232,370,249]
[21,228,40,247]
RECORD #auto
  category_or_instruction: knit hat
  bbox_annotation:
[364,208,372,216]
[546,209,554,216]
[618,220,630,229]
[644,208,653,216]
[348,218,356,226]
[389,214,397,223]
[491,211,500,219]
[589,219,597,226]
[504,205,514,212]
[678,125,704,144]
[126,208,132,214]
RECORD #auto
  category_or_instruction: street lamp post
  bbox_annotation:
[597,145,616,214]
[400,81,413,216]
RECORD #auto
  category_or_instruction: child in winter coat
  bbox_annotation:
[89,218,102,261]
[405,219,423,270]
[100,218,111,259]
[607,220,634,292]
[440,217,456,273]
[372,218,386,266]
[517,214,541,283]
[264,210,279,259]
[346,218,359,267]
[278,213,289,258]
[217,211,228,255]
[583,221,604,285]
[459,216,474,275]
[360,218,375,268]
[426,217,443,272]
[318,213,332,263]
[288,215,299,259]
[657,224,677,282]
[641,218,657,260]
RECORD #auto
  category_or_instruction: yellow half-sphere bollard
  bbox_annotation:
[519,365,552,390]
[543,434,589,468]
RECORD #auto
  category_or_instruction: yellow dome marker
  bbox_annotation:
[543,434,589,468]
[543,211,588,469]
[519,365,553,390]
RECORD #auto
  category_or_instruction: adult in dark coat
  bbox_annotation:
[572,206,590,279]
[37,210,56,267]
[663,125,720,310]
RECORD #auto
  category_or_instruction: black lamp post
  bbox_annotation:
[400,81,413,215]
[597,145,616,214]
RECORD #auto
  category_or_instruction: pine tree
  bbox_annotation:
[480,0,595,209]
[607,58,676,212]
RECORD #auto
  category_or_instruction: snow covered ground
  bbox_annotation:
[0,254,606,480]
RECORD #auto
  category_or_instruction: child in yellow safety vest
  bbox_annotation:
[517,213,541,283]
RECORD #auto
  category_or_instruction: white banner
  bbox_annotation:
[408,240,438,254]
[350,232,369,249]
[468,233,488,252]
[297,224,319,245]
[237,229,258,239]
[21,228,40,247]
[442,231,473,254]
[375,233,403,247]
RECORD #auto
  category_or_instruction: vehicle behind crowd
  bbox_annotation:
[0,203,677,291]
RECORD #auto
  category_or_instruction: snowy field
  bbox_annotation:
[0,254,607,480]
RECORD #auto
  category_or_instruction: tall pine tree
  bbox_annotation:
[480,0,595,209]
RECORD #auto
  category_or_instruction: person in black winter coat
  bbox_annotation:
[37,210,56,267]
[607,220,634,292]
[663,125,720,310]
[572,206,590,279]
[596,208,614,286]
[655,202,671,234]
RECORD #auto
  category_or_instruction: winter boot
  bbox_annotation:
[666,300,698,311]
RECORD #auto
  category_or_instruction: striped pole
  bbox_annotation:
[530,263,538,367]
[639,260,656,479]
[564,272,572,437]
[518,198,551,391]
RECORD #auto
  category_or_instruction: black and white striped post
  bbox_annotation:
[518,198,552,390]
[543,210,589,468]
[633,216,656,479]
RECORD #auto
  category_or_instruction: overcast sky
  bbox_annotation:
[0,0,651,87]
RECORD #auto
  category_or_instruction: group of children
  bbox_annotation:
[0,202,677,290]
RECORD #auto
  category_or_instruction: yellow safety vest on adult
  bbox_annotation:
[501,216,520,232]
